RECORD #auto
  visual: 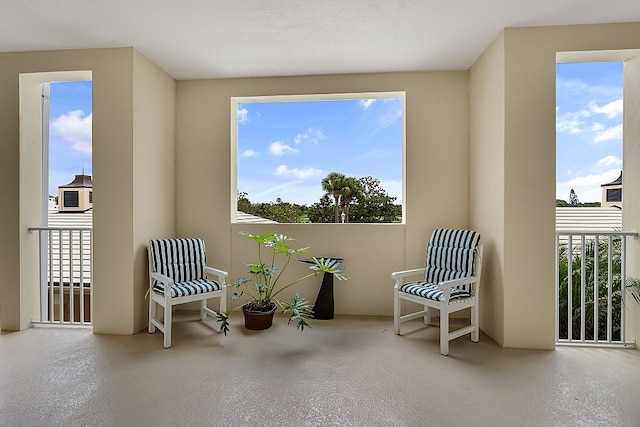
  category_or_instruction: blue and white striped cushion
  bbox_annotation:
[400,282,471,301]
[423,229,481,294]
[149,238,207,286]
[152,278,222,298]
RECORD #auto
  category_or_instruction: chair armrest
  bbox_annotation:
[438,275,479,292]
[205,266,229,281]
[391,268,425,289]
[150,271,174,286]
[391,268,425,280]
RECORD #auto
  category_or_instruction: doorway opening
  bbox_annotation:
[20,71,93,327]
[555,52,638,347]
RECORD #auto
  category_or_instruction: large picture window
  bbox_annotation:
[231,92,405,224]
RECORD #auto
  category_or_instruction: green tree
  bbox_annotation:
[339,177,363,223]
[237,191,253,214]
[350,176,401,223]
[308,194,334,223]
[265,202,302,223]
[570,189,580,205]
[321,172,346,223]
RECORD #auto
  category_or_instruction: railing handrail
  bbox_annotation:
[29,226,92,232]
[30,226,93,326]
[556,229,637,347]
[556,230,638,237]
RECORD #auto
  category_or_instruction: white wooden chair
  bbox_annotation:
[392,228,483,355]
[147,238,227,348]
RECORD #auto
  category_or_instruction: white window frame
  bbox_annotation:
[230,91,406,224]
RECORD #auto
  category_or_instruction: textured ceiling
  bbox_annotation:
[2,0,640,80]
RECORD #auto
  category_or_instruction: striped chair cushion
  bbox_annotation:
[152,278,222,298]
[424,229,481,294]
[400,282,471,301]
[149,238,207,286]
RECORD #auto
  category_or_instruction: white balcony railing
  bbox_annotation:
[556,230,638,346]
[29,227,92,326]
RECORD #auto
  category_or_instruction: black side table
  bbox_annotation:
[298,257,344,320]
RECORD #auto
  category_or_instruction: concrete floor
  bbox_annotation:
[2,313,640,427]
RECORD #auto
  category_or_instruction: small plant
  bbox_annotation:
[625,277,640,305]
[216,231,346,334]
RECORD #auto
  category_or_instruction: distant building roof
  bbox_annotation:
[236,212,278,224]
[59,173,93,188]
[602,171,622,187]
[556,207,621,233]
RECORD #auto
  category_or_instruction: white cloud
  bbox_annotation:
[294,133,307,144]
[596,155,621,168]
[556,109,592,134]
[238,108,249,124]
[51,110,92,154]
[294,128,326,145]
[594,124,622,143]
[556,169,620,202]
[241,149,259,158]
[556,77,622,101]
[590,99,622,119]
[274,164,322,180]
[360,99,376,109]
[557,102,622,139]
[269,141,298,156]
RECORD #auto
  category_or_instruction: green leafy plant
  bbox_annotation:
[216,231,346,334]
[557,236,623,341]
[625,277,640,305]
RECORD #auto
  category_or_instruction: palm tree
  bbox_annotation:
[339,177,363,223]
[321,172,346,223]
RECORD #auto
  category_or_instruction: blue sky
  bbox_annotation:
[47,66,623,205]
[556,61,623,202]
[237,97,403,205]
[48,80,92,196]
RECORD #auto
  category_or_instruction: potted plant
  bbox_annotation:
[216,231,346,334]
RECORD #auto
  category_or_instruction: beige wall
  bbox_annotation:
[623,53,640,341]
[0,51,129,332]
[0,48,176,334]
[469,22,640,350]
[176,72,471,315]
[469,33,507,345]
[4,22,640,348]
[131,50,177,331]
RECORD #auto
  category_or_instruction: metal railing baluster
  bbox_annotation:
[29,227,92,327]
[556,230,637,347]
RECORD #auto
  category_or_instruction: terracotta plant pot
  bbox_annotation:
[242,302,277,330]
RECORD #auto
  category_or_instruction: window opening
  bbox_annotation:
[232,92,405,224]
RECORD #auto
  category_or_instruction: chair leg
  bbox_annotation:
[164,302,172,349]
[220,290,227,314]
[393,290,401,335]
[148,296,156,333]
[440,310,449,356]
[201,299,207,321]
[424,305,430,326]
[471,303,479,343]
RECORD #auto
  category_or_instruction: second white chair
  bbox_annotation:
[392,228,483,355]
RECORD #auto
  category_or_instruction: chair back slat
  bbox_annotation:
[149,238,207,284]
